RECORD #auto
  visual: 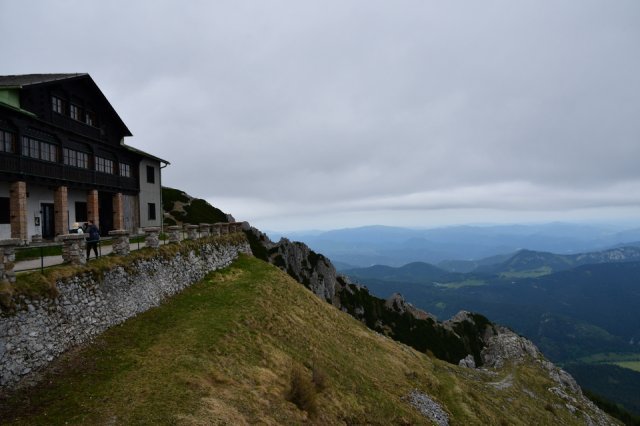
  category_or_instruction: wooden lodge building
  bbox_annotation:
[0,74,169,242]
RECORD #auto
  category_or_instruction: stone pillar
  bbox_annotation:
[199,223,211,237]
[59,234,87,265]
[211,223,222,237]
[185,224,199,240]
[112,193,124,231]
[220,223,229,235]
[143,227,160,249]
[108,229,130,256]
[0,239,21,285]
[54,186,68,237]
[167,225,182,243]
[86,189,99,228]
[9,181,27,242]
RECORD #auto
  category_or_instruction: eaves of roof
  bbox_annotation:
[0,100,38,118]
[122,143,170,165]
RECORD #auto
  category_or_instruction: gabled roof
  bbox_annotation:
[0,73,88,88]
[0,73,132,137]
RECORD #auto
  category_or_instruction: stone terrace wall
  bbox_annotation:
[0,235,251,389]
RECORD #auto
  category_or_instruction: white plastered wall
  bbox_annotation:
[138,158,162,229]
[26,185,53,238]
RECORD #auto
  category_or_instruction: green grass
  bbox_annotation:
[576,352,640,364]
[15,245,62,261]
[435,279,486,288]
[0,256,617,425]
[612,361,640,373]
[499,266,553,279]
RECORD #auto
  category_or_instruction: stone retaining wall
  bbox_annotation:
[0,235,251,389]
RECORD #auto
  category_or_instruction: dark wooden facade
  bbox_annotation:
[0,74,145,195]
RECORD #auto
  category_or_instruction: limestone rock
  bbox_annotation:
[480,325,541,369]
[384,293,437,321]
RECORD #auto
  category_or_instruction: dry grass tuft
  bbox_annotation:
[312,364,328,392]
[286,364,318,415]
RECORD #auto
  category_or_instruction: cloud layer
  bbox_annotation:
[2,1,639,230]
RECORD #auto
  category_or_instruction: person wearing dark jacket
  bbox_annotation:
[86,220,100,260]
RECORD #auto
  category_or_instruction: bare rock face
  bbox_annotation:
[458,354,476,368]
[384,293,437,321]
[266,238,339,305]
[480,325,542,369]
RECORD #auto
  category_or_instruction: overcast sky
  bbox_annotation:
[1,1,639,231]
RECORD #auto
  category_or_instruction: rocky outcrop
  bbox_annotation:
[266,238,339,304]
[385,293,437,322]
[480,324,542,369]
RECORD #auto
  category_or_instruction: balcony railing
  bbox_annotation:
[0,153,138,191]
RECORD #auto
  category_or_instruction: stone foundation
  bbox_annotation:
[59,234,87,265]
[108,230,130,256]
[167,225,182,243]
[0,239,21,284]
[143,227,160,249]
[185,225,199,240]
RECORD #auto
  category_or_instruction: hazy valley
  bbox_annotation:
[301,226,640,418]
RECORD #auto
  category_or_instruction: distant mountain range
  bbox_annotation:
[344,245,640,281]
[272,223,640,267]
[342,245,640,415]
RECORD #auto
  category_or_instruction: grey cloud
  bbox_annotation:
[1,0,639,229]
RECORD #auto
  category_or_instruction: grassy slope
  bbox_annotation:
[1,256,609,425]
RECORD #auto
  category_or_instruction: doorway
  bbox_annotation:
[98,192,113,236]
[41,203,55,239]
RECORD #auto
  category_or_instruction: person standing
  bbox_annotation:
[86,220,100,260]
[69,222,84,234]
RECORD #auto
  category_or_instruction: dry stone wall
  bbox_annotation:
[0,236,251,389]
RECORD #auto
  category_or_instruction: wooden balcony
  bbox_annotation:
[0,152,138,192]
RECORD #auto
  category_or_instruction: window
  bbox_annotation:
[70,104,81,121]
[52,96,64,114]
[85,110,95,126]
[119,162,131,177]
[0,197,9,224]
[146,165,155,183]
[95,156,114,174]
[77,151,88,168]
[148,203,156,221]
[21,136,57,162]
[63,148,89,169]
[0,130,15,153]
[40,142,56,162]
[22,136,38,158]
[75,202,87,222]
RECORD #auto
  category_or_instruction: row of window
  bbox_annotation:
[63,148,89,169]
[52,96,96,126]
[1,129,135,177]
[22,136,57,162]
